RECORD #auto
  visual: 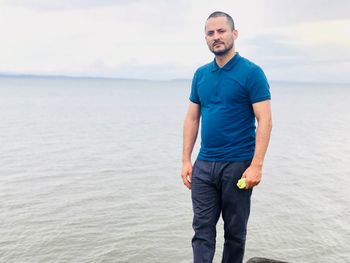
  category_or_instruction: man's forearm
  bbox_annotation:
[182,118,200,163]
[251,118,272,167]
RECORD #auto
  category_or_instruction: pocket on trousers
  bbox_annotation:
[192,159,199,179]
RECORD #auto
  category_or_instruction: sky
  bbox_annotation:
[0,0,349,82]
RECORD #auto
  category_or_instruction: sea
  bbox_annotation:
[0,76,349,263]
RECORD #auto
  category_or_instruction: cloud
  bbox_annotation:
[235,16,350,83]
[0,0,349,82]
[0,0,142,10]
[245,0,350,26]
[0,1,194,75]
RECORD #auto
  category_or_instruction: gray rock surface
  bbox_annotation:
[246,257,288,263]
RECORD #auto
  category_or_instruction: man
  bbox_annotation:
[181,11,272,263]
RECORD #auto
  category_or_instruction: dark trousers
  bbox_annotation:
[191,160,253,263]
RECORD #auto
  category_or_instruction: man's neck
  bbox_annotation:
[215,49,236,68]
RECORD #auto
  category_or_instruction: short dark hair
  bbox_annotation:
[207,11,235,30]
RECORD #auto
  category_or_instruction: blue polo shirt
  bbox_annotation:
[189,53,271,161]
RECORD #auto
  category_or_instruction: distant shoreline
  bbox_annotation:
[0,73,179,82]
[0,73,349,85]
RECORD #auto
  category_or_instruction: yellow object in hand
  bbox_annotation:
[237,178,246,189]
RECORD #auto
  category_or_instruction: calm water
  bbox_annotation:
[0,77,349,263]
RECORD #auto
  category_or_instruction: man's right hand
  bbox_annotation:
[181,161,192,189]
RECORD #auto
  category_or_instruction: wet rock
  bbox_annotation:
[247,257,288,263]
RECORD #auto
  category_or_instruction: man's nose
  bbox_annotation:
[213,32,221,40]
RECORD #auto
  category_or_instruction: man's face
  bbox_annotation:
[205,16,237,56]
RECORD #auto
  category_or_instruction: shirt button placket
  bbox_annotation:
[215,69,222,98]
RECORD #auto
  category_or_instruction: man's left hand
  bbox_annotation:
[241,164,262,189]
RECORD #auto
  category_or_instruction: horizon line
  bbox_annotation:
[0,73,349,85]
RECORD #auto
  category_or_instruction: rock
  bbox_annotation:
[246,257,289,263]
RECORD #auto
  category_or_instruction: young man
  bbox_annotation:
[181,11,272,263]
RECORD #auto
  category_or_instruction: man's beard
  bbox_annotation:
[210,42,233,56]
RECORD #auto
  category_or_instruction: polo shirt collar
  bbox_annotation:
[211,52,241,72]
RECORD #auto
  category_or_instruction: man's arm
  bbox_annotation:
[181,102,201,189]
[242,100,272,188]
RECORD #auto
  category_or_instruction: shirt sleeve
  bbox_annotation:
[189,71,200,104]
[246,65,271,104]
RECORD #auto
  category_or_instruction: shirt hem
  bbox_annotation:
[251,96,271,104]
[197,156,253,162]
[189,97,200,104]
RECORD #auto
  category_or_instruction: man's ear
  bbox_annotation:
[233,30,238,40]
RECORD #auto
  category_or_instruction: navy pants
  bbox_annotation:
[191,160,252,263]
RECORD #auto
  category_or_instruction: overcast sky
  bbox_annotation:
[0,0,349,82]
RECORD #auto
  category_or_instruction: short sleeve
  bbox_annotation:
[246,66,271,104]
[189,71,200,104]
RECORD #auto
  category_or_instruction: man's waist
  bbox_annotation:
[198,144,254,161]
